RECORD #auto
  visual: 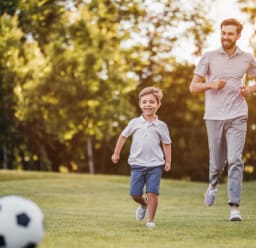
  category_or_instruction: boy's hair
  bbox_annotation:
[139,87,163,104]
[220,18,243,34]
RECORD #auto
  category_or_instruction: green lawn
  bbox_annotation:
[0,170,256,248]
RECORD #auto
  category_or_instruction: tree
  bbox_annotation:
[116,0,213,180]
[14,1,138,173]
[0,14,27,169]
[238,0,256,54]
[0,0,220,181]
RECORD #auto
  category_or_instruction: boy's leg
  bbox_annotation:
[130,165,148,221]
[130,165,145,200]
[147,192,158,222]
[132,195,147,208]
[145,166,163,223]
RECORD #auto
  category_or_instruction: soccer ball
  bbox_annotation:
[0,195,44,248]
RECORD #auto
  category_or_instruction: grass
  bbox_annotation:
[0,170,256,247]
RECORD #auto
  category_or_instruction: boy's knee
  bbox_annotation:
[147,192,158,198]
[131,195,142,201]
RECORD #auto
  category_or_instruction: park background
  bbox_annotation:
[0,0,256,182]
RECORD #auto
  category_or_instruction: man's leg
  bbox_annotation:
[205,120,227,188]
[225,116,247,207]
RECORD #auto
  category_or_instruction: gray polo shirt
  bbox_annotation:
[194,47,256,120]
[121,115,171,167]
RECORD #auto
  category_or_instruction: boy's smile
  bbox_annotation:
[139,94,159,121]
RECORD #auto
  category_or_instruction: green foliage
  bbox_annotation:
[0,0,19,16]
[238,0,256,54]
[18,0,66,52]
[0,14,24,168]
[237,0,256,175]
[1,0,255,181]
[116,0,213,180]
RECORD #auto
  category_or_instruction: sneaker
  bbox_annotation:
[146,221,156,228]
[204,186,217,207]
[229,209,242,221]
[136,204,147,221]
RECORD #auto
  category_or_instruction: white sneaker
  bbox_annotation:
[229,209,242,221]
[205,186,217,207]
[136,204,147,221]
[146,221,156,228]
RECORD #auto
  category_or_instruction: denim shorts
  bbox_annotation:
[130,165,163,196]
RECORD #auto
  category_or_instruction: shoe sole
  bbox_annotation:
[230,217,242,221]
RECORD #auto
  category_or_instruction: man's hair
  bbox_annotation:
[139,86,163,104]
[220,18,243,34]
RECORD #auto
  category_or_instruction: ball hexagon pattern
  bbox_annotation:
[0,195,44,248]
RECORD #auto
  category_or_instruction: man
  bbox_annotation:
[189,18,256,221]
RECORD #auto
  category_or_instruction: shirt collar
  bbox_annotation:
[139,115,159,125]
[218,46,242,56]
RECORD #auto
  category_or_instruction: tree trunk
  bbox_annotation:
[87,136,94,174]
[2,144,8,169]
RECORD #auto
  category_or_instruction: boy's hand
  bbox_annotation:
[111,153,120,164]
[164,162,171,172]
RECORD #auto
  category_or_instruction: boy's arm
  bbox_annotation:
[162,143,171,172]
[111,135,127,164]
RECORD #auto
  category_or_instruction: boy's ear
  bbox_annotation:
[157,102,161,110]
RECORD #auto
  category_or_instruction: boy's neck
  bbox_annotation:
[143,114,157,122]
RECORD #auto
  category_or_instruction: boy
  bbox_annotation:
[111,86,171,227]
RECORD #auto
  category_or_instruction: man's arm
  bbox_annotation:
[189,74,227,93]
[240,77,256,96]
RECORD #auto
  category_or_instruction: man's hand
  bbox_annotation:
[240,85,251,97]
[209,79,227,90]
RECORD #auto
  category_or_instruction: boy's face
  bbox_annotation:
[139,94,160,118]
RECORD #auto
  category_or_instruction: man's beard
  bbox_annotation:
[221,39,236,50]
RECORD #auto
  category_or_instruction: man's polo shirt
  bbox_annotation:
[121,115,171,167]
[194,47,256,120]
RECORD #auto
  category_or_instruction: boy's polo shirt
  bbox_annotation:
[121,115,171,167]
[194,47,256,120]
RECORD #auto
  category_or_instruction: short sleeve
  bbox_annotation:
[121,119,135,138]
[247,54,256,77]
[194,53,209,77]
[160,123,171,144]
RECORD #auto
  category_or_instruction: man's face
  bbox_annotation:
[221,25,240,50]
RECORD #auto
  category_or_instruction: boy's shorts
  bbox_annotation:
[130,165,163,196]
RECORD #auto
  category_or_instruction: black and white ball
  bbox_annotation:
[0,195,44,248]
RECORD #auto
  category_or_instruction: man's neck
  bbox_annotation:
[224,46,237,56]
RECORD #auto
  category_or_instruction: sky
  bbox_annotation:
[123,0,254,63]
[143,0,254,62]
